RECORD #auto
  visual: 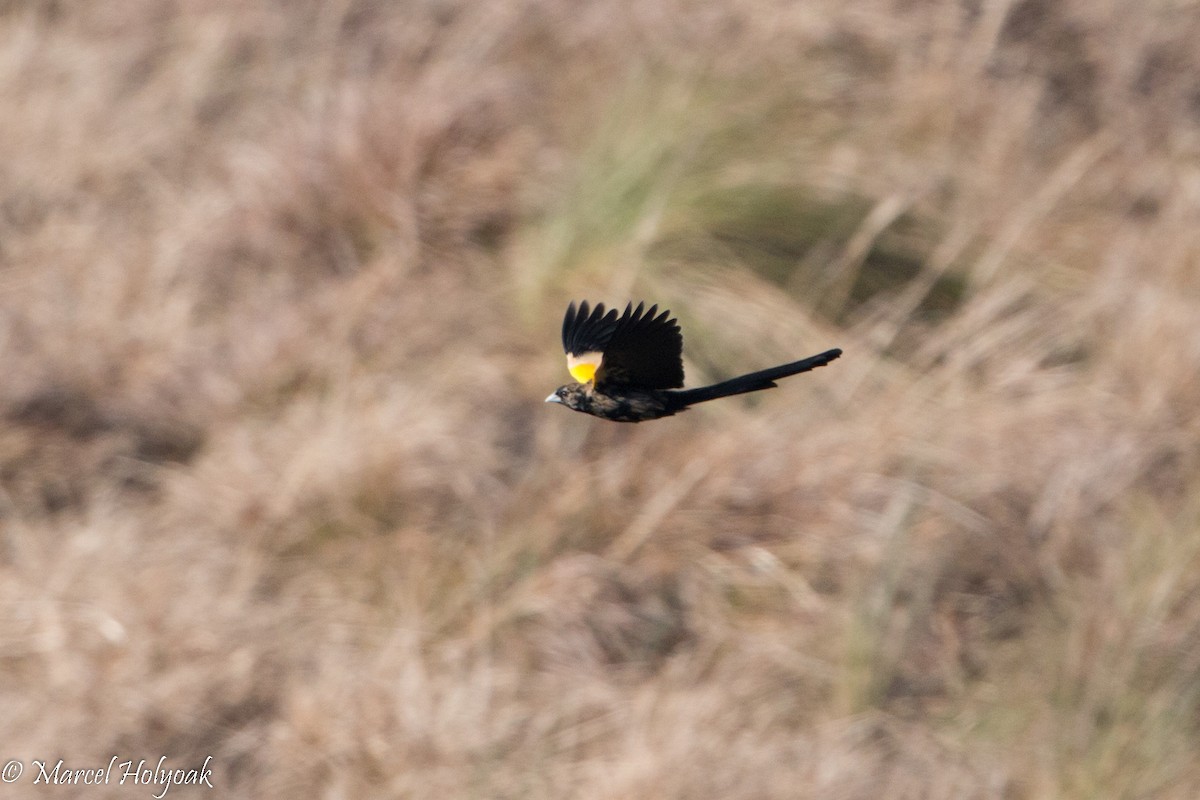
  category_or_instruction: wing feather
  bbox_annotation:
[559,300,684,390]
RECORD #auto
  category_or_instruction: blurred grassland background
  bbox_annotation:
[2,0,1200,797]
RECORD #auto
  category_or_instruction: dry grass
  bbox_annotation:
[2,0,1200,797]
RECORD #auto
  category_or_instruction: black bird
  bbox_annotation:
[545,300,842,422]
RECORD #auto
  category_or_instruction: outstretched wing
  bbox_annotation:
[561,300,684,390]
[561,300,620,384]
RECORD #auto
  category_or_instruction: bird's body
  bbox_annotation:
[551,382,674,422]
[546,300,841,422]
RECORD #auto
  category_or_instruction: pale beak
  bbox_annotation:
[545,393,563,404]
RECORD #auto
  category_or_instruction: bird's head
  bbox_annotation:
[545,383,589,412]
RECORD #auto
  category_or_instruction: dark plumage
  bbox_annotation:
[546,300,842,422]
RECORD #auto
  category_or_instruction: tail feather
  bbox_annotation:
[667,348,842,410]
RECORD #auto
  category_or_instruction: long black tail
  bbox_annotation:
[667,348,842,410]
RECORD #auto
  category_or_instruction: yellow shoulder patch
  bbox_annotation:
[567,352,602,383]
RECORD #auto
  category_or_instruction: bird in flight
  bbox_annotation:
[545,300,842,422]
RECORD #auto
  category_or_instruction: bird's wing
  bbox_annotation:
[561,300,619,383]
[561,300,684,389]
